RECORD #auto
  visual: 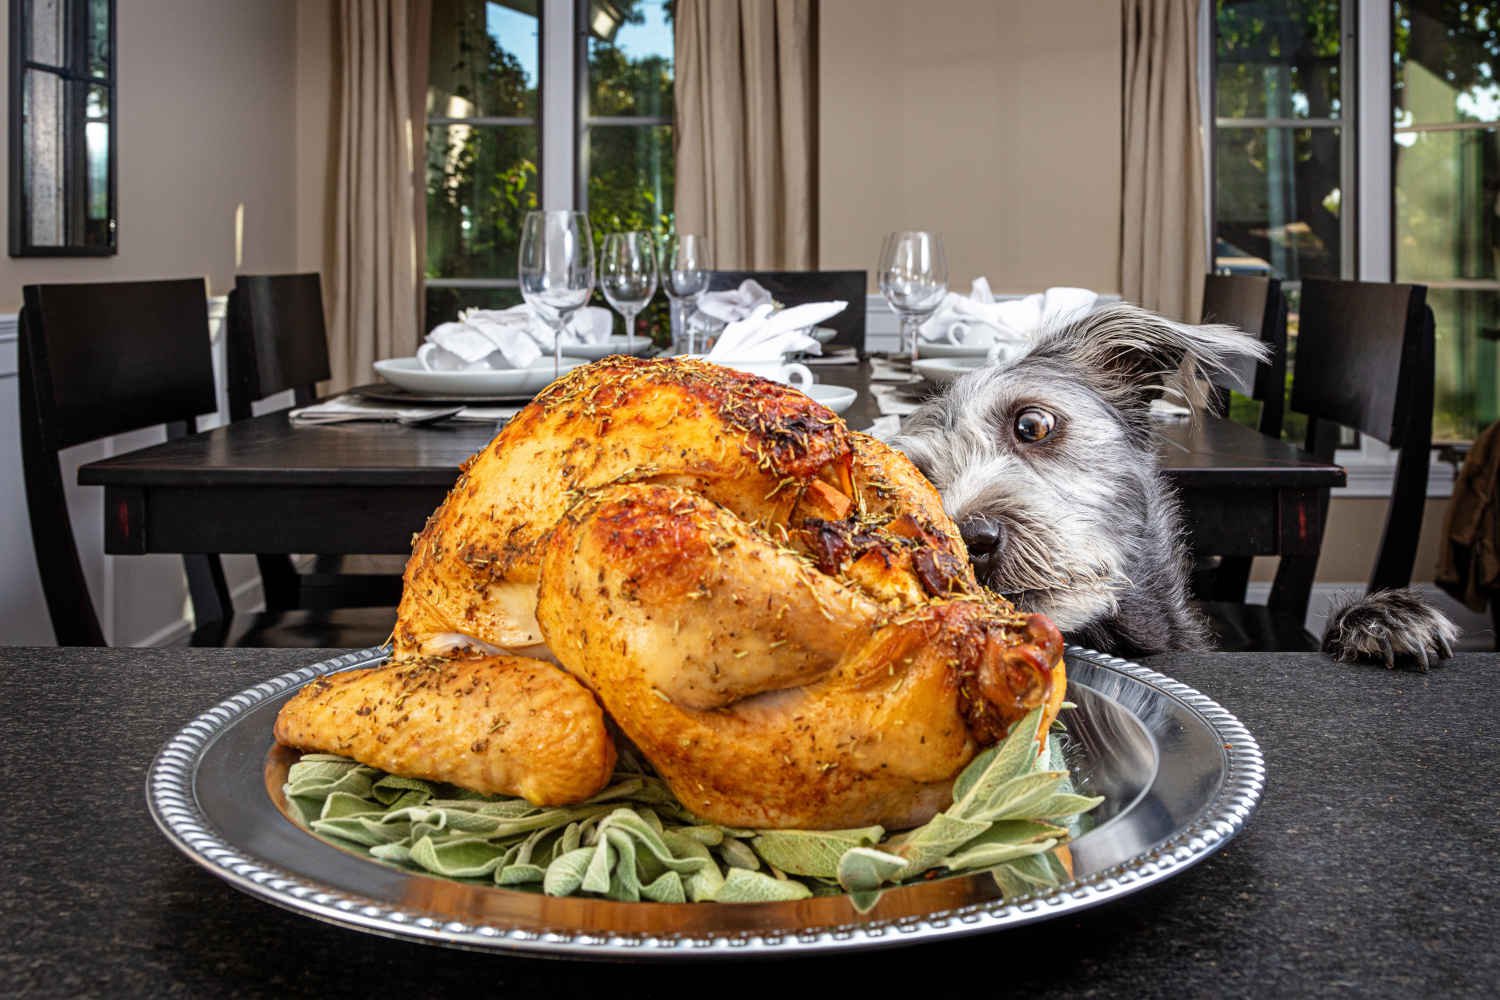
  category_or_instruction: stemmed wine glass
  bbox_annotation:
[599,231,657,354]
[662,233,709,354]
[879,231,949,364]
[519,210,595,377]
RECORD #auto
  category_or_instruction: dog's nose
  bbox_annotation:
[959,517,1004,558]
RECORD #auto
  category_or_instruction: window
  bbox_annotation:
[1394,0,1500,442]
[8,0,116,256]
[424,0,540,329]
[424,0,676,334]
[1211,0,1500,445]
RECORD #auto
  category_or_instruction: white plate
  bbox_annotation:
[912,357,988,386]
[801,383,857,414]
[373,356,587,399]
[559,336,657,361]
[915,340,992,360]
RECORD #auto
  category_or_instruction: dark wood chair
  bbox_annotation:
[227,273,403,613]
[706,270,867,354]
[1199,277,1435,651]
[19,279,233,645]
[1196,274,1289,602]
[20,277,394,648]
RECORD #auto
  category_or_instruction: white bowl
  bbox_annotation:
[801,383,857,414]
[559,335,657,361]
[912,357,988,387]
[373,356,586,399]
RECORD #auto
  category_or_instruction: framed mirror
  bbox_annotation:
[8,0,116,256]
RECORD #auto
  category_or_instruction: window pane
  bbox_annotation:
[585,124,674,233]
[1395,127,1500,282]
[1429,288,1500,441]
[428,0,539,119]
[22,70,66,247]
[1215,125,1343,279]
[1394,0,1500,127]
[1216,0,1341,119]
[27,0,65,65]
[424,285,523,333]
[88,0,110,77]
[587,0,674,118]
[425,124,539,280]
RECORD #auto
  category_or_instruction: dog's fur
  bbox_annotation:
[892,302,1458,668]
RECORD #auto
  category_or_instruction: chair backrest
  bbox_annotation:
[706,270,867,353]
[227,273,331,421]
[1289,277,1434,592]
[18,278,227,645]
[1200,273,1287,438]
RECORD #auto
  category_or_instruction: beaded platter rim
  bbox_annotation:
[145,645,1265,959]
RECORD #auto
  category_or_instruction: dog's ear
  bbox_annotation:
[1029,302,1271,413]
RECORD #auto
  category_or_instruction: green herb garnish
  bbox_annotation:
[283,706,1101,907]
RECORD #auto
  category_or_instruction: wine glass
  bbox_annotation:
[599,231,657,354]
[518,210,595,377]
[661,233,709,354]
[879,231,949,364]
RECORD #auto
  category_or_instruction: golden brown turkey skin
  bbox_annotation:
[393,357,858,658]
[536,482,1065,829]
[274,655,616,804]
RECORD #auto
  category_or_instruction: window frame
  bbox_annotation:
[1203,0,1456,497]
[7,0,118,257]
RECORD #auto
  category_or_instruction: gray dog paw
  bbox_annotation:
[1320,588,1460,672]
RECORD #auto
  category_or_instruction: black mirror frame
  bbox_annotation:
[8,0,117,257]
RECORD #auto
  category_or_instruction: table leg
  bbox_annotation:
[1267,487,1330,623]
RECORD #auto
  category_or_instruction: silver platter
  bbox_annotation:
[147,646,1264,959]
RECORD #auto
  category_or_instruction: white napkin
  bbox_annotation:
[289,396,521,425]
[417,305,612,371]
[696,279,773,324]
[862,415,903,441]
[707,301,846,361]
[920,280,1099,365]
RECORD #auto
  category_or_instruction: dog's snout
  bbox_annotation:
[959,517,1005,558]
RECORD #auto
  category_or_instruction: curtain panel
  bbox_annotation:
[674,0,817,270]
[328,0,430,391]
[1121,0,1206,322]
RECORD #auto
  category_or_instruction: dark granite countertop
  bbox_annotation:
[2,647,1496,998]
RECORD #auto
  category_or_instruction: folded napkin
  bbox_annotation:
[289,396,521,425]
[706,300,846,361]
[418,305,612,372]
[696,279,773,325]
[920,280,1099,365]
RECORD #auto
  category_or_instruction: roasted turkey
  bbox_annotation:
[277,357,1066,829]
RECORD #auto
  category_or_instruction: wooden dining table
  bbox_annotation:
[78,361,1345,613]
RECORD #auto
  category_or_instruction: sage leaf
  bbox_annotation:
[543,847,596,897]
[713,868,813,903]
[752,826,884,878]
[836,847,908,893]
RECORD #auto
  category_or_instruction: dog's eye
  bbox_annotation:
[1013,408,1056,443]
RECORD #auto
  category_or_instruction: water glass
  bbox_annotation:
[662,233,709,354]
[879,231,949,364]
[599,231,657,353]
[519,210,595,376]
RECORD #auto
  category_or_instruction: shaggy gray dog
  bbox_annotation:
[892,302,1457,668]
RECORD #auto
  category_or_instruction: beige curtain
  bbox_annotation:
[1121,0,1206,322]
[674,0,816,269]
[328,0,431,391]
